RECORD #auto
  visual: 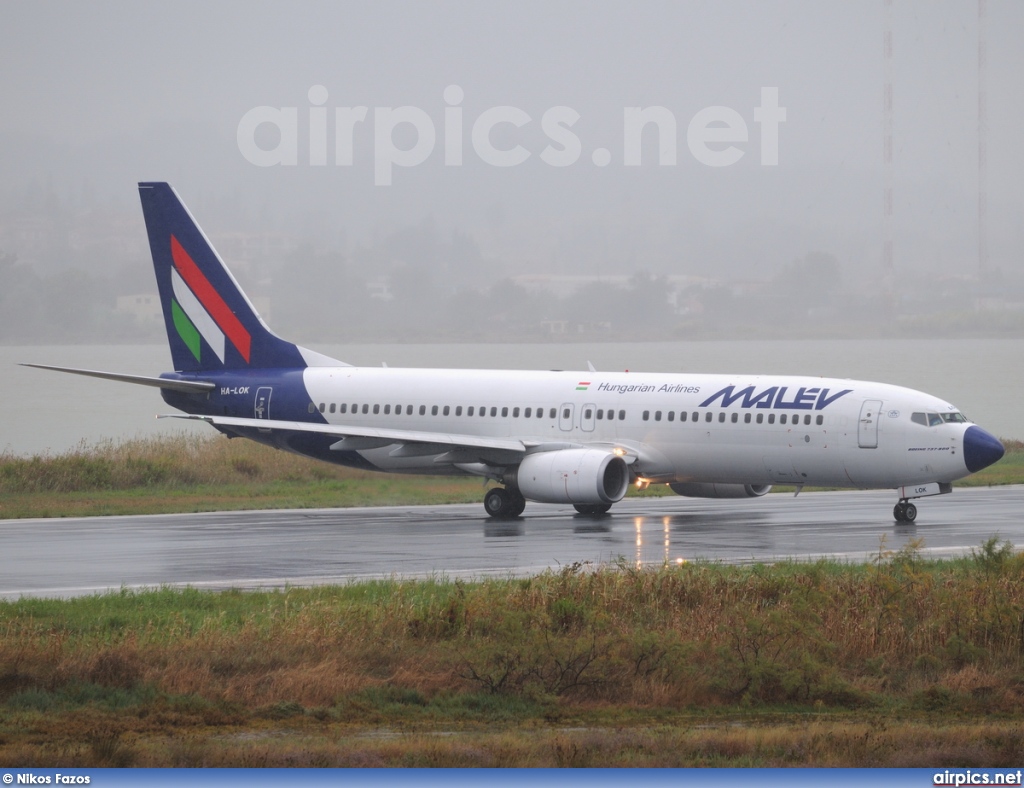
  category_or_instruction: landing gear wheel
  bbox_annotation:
[484,488,512,518]
[574,503,612,516]
[893,501,917,523]
[485,488,524,518]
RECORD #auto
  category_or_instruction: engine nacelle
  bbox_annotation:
[669,482,772,499]
[512,449,630,505]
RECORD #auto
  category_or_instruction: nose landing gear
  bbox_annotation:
[893,500,918,523]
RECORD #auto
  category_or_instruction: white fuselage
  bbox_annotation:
[300,367,973,489]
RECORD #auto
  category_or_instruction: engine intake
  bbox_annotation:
[512,449,630,505]
[669,482,771,499]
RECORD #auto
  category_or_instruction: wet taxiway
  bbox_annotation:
[1,486,1022,599]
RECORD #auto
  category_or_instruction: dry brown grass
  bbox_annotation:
[3,548,1024,766]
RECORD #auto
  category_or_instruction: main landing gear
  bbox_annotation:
[484,487,526,518]
[893,500,918,523]
[482,488,614,518]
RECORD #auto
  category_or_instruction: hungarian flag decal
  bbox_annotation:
[168,236,251,364]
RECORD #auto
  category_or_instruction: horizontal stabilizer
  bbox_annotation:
[21,363,215,394]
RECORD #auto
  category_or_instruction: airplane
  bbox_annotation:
[25,182,1005,523]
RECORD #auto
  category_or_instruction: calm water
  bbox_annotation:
[3,339,1020,455]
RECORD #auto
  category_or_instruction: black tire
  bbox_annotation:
[904,502,917,522]
[893,503,906,522]
[484,488,512,518]
[509,495,527,516]
[574,503,612,515]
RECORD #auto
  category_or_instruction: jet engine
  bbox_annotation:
[511,449,630,505]
[669,482,771,499]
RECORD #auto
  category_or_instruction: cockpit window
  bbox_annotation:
[912,411,968,427]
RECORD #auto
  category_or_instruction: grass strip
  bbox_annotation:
[2,542,1024,766]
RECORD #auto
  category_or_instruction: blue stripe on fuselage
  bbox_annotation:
[159,369,381,470]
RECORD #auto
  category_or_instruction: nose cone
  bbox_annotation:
[964,426,1005,473]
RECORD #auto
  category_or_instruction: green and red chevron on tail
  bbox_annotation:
[167,234,251,364]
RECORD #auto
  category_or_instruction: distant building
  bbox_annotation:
[116,294,162,324]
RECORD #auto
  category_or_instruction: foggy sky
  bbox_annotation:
[1,0,1022,287]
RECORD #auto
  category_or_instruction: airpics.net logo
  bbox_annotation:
[237,85,786,185]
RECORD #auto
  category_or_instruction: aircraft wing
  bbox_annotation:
[159,413,538,455]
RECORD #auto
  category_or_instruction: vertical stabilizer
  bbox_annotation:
[138,182,322,372]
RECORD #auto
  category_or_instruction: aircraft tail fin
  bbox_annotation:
[138,182,341,372]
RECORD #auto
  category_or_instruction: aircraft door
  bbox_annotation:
[581,403,596,432]
[858,399,882,449]
[255,387,272,432]
[559,402,575,432]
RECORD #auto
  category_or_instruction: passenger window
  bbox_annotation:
[643,411,650,421]
[562,408,570,419]
[816,415,823,425]
[431,405,438,416]
[443,405,450,416]
[692,412,698,422]
[383,404,390,415]
[395,404,401,414]
[524,407,531,418]
[373,404,380,415]
[667,411,675,422]
[680,411,687,422]
[550,408,557,419]
[329,403,336,413]
[705,412,712,423]
[491,407,498,417]
[352,404,358,413]
[456,406,463,416]
[584,408,592,419]
[419,405,426,416]
[804,415,811,425]
[513,407,520,417]
[618,410,626,420]
[655,411,662,421]
[308,403,315,414]
[718,412,725,423]
[596,409,603,419]
[780,414,787,425]
[768,414,775,424]
[319,403,326,413]
[467,406,474,416]
[744,413,751,424]
[502,407,509,417]
[406,405,413,415]
[538,408,544,419]
[756,413,763,424]
[731,413,738,423]
[362,404,369,414]
[340,404,347,414]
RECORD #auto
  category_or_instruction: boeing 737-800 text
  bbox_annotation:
[25,183,1006,522]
